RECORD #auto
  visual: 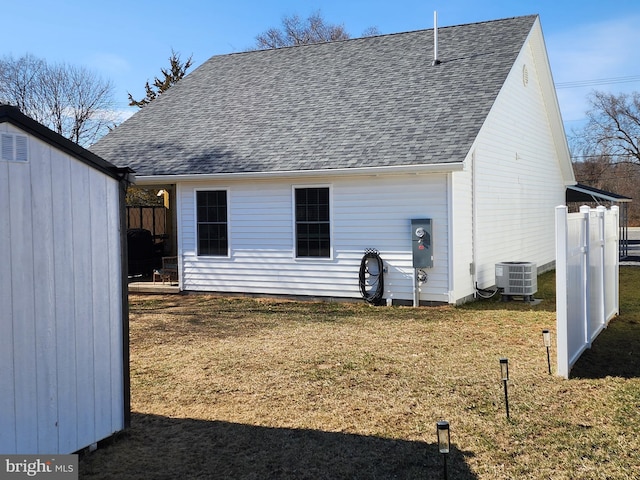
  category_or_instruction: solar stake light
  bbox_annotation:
[436,421,450,480]
[437,420,450,453]
[499,357,509,381]
[542,329,552,374]
[499,358,510,420]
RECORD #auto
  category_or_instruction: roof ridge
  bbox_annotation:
[212,14,539,60]
[92,14,539,176]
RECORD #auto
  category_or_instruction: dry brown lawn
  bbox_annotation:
[79,269,640,479]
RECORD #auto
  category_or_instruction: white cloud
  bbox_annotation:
[111,107,136,124]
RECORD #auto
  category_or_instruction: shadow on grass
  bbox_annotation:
[459,270,558,313]
[570,315,640,379]
[80,413,478,479]
[461,294,556,313]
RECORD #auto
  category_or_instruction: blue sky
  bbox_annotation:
[3,0,640,132]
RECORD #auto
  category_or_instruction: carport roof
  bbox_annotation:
[566,183,632,204]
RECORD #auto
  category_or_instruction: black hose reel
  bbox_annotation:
[359,249,385,305]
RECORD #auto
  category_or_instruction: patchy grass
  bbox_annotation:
[80,269,640,479]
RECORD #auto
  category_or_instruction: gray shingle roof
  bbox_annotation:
[91,15,538,176]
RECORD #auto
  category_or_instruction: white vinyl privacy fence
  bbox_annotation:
[555,205,619,378]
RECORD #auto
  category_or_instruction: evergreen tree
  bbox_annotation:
[128,50,193,108]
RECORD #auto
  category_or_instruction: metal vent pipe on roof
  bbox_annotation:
[432,11,441,66]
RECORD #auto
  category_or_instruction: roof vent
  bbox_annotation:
[1,133,28,162]
[432,11,441,66]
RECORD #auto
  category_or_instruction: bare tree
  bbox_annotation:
[254,11,380,49]
[578,91,640,164]
[0,54,116,146]
[46,63,116,144]
[572,155,640,224]
[128,50,193,108]
[572,91,640,225]
[572,154,612,187]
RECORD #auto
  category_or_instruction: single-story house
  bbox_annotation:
[92,14,575,305]
[0,105,131,453]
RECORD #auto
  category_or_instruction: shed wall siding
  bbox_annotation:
[472,30,566,287]
[0,126,124,454]
[178,174,450,303]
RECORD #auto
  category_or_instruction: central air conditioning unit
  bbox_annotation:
[495,262,537,300]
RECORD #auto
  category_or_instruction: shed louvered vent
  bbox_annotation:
[495,262,537,297]
[1,133,28,162]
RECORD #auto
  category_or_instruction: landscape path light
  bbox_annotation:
[499,357,510,420]
[542,329,552,374]
[436,420,450,480]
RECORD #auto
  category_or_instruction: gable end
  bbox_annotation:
[1,132,28,162]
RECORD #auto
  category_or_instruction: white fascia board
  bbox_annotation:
[133,162,465,185]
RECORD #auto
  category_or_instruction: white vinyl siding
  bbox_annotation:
[0,130,125,454]
[470,25,566,289]
[449,159,474,303]
[178,174,450,303]
[164,19,569,306]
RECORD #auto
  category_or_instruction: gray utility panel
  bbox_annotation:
[411,218,433,268]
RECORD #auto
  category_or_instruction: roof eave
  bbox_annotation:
[132,161,465,185]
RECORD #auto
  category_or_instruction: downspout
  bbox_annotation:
[471,150,478,296]
[447,172,455,304]
[114,167,134,428]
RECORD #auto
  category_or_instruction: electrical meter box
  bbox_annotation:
[411,218,433,268]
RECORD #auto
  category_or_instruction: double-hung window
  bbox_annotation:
[295,187,330,258]
[196,190,228,256]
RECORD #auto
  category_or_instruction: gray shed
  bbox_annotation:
[0,105,131,454]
